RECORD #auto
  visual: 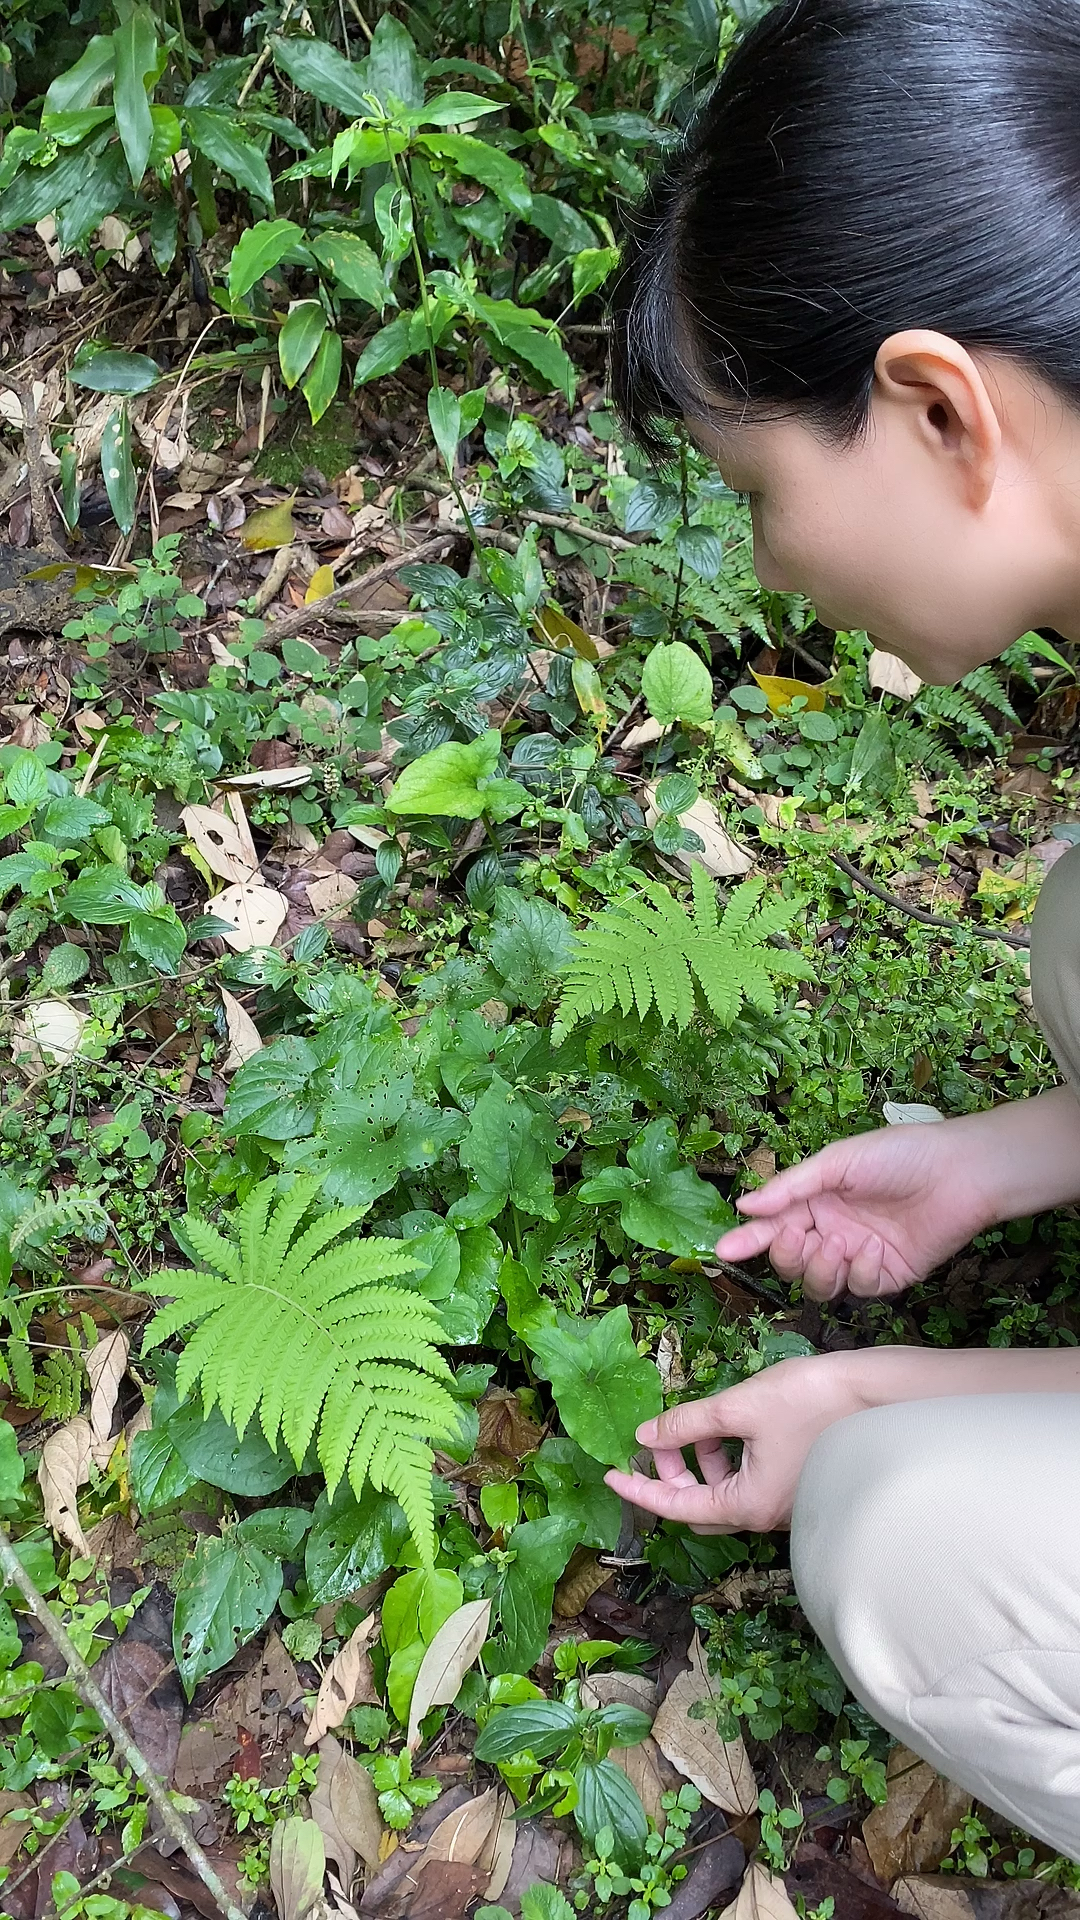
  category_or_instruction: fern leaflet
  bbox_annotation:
[137,1178,460,1563]
[552,869,813,1045]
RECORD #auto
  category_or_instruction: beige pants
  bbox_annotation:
[792,1395,1080,1858]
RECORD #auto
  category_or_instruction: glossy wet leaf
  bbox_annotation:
[279,301,328,389]
[100,406,136,535]
[229,217,305,303]
[70,349,160,395]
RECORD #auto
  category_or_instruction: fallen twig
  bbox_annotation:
[404,470,636,552]
[263,533,460,644]
[832,851,1031,950]
[7,375,63,557]
[707,1255,795,1312]
[0,1523,246,1920]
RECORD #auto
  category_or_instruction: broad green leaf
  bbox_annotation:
[270,33,373,117]
[575,1758,649,1865]
[101,406,136,535]
[578,1118,735,1257]
[453,1077,558,1224]
[675,522,724,580]
[4,751,48,811]
[484,891,575,1009]
[0,147,102,231]
[497,323,575,401]
[413,92,504,126]
[573,246,619,305]
[236,1506,311,1556]
[527,1306,662,1470]
[41,795,109,841]
[56,144,129,254]
[43,35,115,114]
[353,314,414,386]
[185,108,274,206]
[421,133,531,214]
[173,1531,283,1694]
[59,864,145,925]
[847,708,896,797]
[435,1225,501,1345]
[534,1437,621,1550]
[484,1515,579,1675]
[279,301,327,389]
[309,231,388,310]
[0,1423,24,1507]
[224,1034,321,1138]
[387,729,527,821]
[305,1483,410,1605]
[148,105,182,168]
[70,350,161,395]
[40,108,114,146]
[427,386,461,471]
[127,907,187,975]
[641,641,714,729]
[473,1698,580,1762]
[113,8,158,188]
[229,218,304,303]
[368,14,423,109]
[302,326,342,424]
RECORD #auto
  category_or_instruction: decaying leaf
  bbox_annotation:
[0,1790,33,1868]
[750,670,827,714]
[420,1788,504,1867]
[553,1546,611,1618]
[270,1815,326,1920]
[210,881,289,953]
[181,803,260,885]
[221,989,263,1071]
[893,1879,977,1920]
[307,872,360,918]
[882,1102,945,1127]
[85,1328,129,1470]
[309,1735,357,1886]
[216,765,315,792]
[13,999,87,1068]
[39,1414,93,1557]
[324,1735,385,1871]
[305,1615,379,1746]
[623,714,666,752]
[719,1863,801,1920]
[406,1597,491,1751]
[243,498,297,551]
[306,565,336,604]
[869,649,922,699]
[652,1632,757,1814]
[862,1747,972,1883]
[644,783,753,879]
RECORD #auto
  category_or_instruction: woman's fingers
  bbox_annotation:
[845,1231,887,1296]
[715,1215,792,1262]
[605,1464,743,1529]
[799,1231,851,1300]
[637,1390,751,1453]
[733,1148,844,1217]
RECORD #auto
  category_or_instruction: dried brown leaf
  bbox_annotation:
[307,872,360,919]
[862,1747,972,1883]
[868,649,922,699]
[0,1791,32,1868]
[220,989,263,1071]
[893,1879,978,1920]
[644,783,753,878]
[720,1864,801,1920]
[305,1614,379,1746]
[406,1598,491,1751]
[85,1328,128,1471]
[652,1632,757,1814]
[554,1547,612,1619]
[209,881,289,953]
[270,1816,326,1920]
[420,1788,503,1866]
[180,803,259,885]
[38,1414,92,1557]
[326,1738,385,1871]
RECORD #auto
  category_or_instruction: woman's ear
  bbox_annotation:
[873,329,1002,508]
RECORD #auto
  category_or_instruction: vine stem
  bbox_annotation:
[0,1525,246,1920]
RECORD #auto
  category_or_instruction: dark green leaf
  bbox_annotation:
[185,108,274,206]
[43,36,115,115]
[484,892,576,1009]
[236,1506,311,1556]
[309,231,388,310]
[224,1034,321,1138]
[367,14,423,108]
[70,350,161,396]
[112,8,158,187]
[127,908,187,975]
[574,1759,649,1864]
[59,865,145,925]
[534,1437,621,1549]
[101,406,136,536]
[474,1699,580,1762]
[302,326,342,425]
[270,34,372,117]
[453,1077,558,1224]
[228,218,305,303]
[485,1516,580,1675]
[173,1532,283,1694]
[578,1118,735,1257]
[527,1307,662,1470]
[279,300,327,389]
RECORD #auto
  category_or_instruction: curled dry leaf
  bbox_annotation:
[869,649,922,699]
[85,1328,129,1471]
[882,1102,945,1127]
[305,1615,379,1746]
[420,1788,504,1867]
[406,1598,492,1752]
[220,989,263,1072]
[893,1880,978,1920]
[644,783,753,879]
[720,1864,801,1920]
[862,1746,972,1883]
[270,1816,326,1920]
[210,881,289,953]
[180,804,259,886]
[39,1414,93,1558]
[326,1736,386,1872]
[652,1632,757,1814]
[309,1736,357,1886]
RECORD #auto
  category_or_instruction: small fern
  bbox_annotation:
[552,868,812,1046]
[9,1188,109,1269]
[136,1178,460,1563]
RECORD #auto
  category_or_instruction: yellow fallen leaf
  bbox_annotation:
[305,564,336,604]
[533,603,599,662]
[242,497,297,551]
[750,670,826,713]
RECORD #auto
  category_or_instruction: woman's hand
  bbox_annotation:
[605,1354,862,1532]
[717,1118,998,1300]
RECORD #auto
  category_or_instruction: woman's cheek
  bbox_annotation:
[749,510,801,594]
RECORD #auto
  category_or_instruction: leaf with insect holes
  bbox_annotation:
[101,406,136,535]
[39,1416,92,1558]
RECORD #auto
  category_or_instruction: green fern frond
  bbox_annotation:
[137,1180,459,1564]
[9,1189,109,1267]
[552,874,813,1046]
[912,682,1002,751]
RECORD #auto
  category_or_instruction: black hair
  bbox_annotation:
[612,0,1080,455]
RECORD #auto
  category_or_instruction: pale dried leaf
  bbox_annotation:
[305,1614,379,1746]
[270,1816,326,1920]
[483,1807,516,1904]
[309,1736,357,1887]
[307,872,360,919]
[221,989,263,1072]
[622,715,665,751]
[719,1864,801,1920]
[181,802,259,885]
[653,1632,757,1813]
[13,999,87,1067]
[894,1880,978,1920]
[326,1739,385,1871]
[215,765,314,791]
[39,1415,92,1557]
[407,1598,491,1751]
[162,491,204,510]
[421,1788,502,1865]
[869,649,922,699]
[124,1400,152,1451]
[85,1329,129,1470]
[210,882,289,953]
[862,1747,972,1883]
[644,784,753,878]
[581,1672,658,1714]
[882,1102,945,1126]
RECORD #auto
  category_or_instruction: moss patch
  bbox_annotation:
[255,399,358,485]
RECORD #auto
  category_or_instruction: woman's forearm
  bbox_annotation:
[951,1085,1080,1226]
[845,1341,1080,1411]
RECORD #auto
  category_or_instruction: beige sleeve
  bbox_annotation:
[1029,840,1080,1090]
